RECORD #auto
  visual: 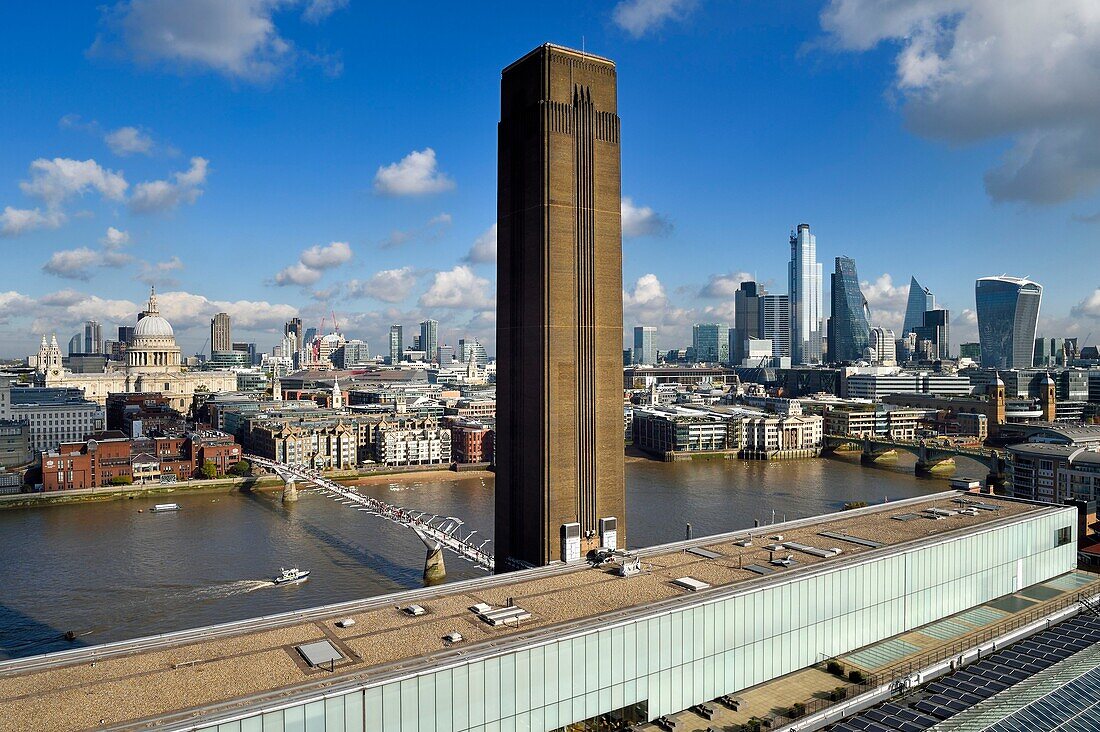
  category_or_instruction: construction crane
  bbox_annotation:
[331,310,339,335]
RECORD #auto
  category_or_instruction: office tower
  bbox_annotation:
[692,323,730,363]
[419,319,439,362]
[459,338,487,367]
[959,342,981,361]
[303,327,318,346]
[759,294,790,358]
[67,333,81,356]
[902,276,935,336]
[496,43,626,567]
[828,256,871,363]
[412,335,422,351]
[210,312,232,354]
[437,344,455,366]
[389,325,403,364]
[1050,337,1066,367]
[912,308,950,360]
[869,327,896,364]
[632,325,657,365]
[1034,337,1048,367]
[117,326,135,345]
[976,276,1043,369]
[232,341,258,365]
[83,320,102,355]
[284,318,303,352]
[732,281,762,364]
[789,223,823,364]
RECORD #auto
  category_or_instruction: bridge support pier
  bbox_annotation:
[416,529,446,584]
[861,449,898,466]
[915,458,955,476]
[281,478,299,503]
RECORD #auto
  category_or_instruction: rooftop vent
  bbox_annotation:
[296,640,343,669]
[475,604,531,626]
[818,531,882,549]
[402,604,427,616]
[442,632,463,644]
[784,542,842,558]
[671,576,710,592]
[687,546,721,560]
[335,618,356,628]
[892,513,922,522]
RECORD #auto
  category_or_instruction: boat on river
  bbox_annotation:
[272,567,310,585]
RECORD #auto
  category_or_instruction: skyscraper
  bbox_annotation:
[902,276,935,336]
[496,43,625,567]
[828,256,870,363]
[789,224,823,364]
[633,325,656,365]
[759,294,790,358]
[284,318,303,352]
[67,333,81,356]
[83,320,102,355]
[459,338,487,367]
[210,312,232,354]
[869,327,896,364]
[732,281,762,364]
[976,276,1043,369]
[692,323,729,363]
[388,325,403,364]
[913,308,950,360]
[419,319,439,363]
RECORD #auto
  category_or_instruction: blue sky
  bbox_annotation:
[1,0,1099,358]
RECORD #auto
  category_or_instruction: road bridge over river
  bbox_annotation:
[822,434,1006,478]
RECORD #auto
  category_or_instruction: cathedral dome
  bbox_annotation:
[132,286,174,338]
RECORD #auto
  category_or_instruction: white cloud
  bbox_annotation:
[419,265,493,310]
[348,267,418,303]
[374,148,455,196]
[1071,289,1100,319]
[465,224,497,264]
[821,0,1100,204]
[302,0,348,22]
[274,261,322,287]
[621,196,671,237]
[0,206,65,237]
[105,126,153,156]
[623,273,670,323]
[102,226,130,247]
[860,273,909,331]
[0,292,35,325]
[699,271,753,298]
[42,248,102,280]
[299,241,352,269]
[129,156,209,212]
[613,0,696,37]
[138,256,184,285]
[19,157,128,206]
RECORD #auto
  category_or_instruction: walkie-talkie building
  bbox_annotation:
[976,276,1043,369]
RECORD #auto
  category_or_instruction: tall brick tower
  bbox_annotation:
[495,44,626,568]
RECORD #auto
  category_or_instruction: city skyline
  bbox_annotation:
[3,2,1100,359]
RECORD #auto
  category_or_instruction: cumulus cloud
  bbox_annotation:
[101,226,130,247]
[465,224,497,264]
[20,157,128,206]
[274,241,352,287]
[860,273,910,331]
[42,248,101,280]
[347,267,418,303]
[621,196,671,237]
[613,0,696,37]
[419,265,493,310]
[105,126,154,156]
[373,148,455,196]
[138,256,184,285]
[1071,289,1100,319]
[299,241,352,269]
[1,206,65,237]
[821,0,1100,204]
[623,273,669,321]
[129,156,209,213]
[93,0,342,82]
[699,271,753,298]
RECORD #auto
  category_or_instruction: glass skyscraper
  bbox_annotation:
[828,256,870,363]
[632,325,657,365]
[731,281,761,364]
[692,323,729,363]
[788,223,823,364]
[759,294,790,358]
[388,324,403,364]
[419,319,438,362]
[902,276,935,336]
[976,276,1043,369]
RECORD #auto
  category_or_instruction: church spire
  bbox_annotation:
[147,285,159,315]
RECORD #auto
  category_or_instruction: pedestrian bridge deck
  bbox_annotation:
[0,492,1045,731]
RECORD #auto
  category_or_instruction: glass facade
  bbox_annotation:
[828,256,870,363]
[759,295,790,358]
[632,326,656,366]
[192,507,1076,732]
[389,325,403,364]
[976,277,1043,369]
[902,276,935,337]
[789,224,823,364]
[691,324,729,364]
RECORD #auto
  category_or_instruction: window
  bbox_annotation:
[1056,526,1072,547]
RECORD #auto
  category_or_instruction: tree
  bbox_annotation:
[228,459,251,477]
[199,460,217,480]
[107,475,133,486]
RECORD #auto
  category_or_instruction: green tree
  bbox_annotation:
[228,459,251,477]
[199,460,217,480]
[107,475,133,486]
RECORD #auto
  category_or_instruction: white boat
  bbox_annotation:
[272,567,310,585]
[150,503,181,513]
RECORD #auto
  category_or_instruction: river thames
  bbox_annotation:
[0,454,982,659]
